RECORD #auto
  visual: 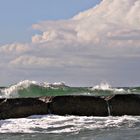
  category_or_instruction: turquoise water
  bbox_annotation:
[0,80,140,140]
[0,80,140,98]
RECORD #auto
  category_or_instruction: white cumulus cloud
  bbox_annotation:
[0,0,140,86]
[32,0,140,45]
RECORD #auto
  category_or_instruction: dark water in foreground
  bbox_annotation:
[1,130,140,140]
[0,80,140,140]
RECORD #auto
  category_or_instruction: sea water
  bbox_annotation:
[0,80,140,140]
[0,80,137,98]
[1,115,140,140]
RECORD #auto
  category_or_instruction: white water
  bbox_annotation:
[0,80,39,98]
[91,82,126,94]
[0,115,139,134]
[0,80,67,98]
[0,80,137,98]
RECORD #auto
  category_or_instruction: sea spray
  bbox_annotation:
[0,80,69,98]
[0,80,140,98]
[91,82,125,94]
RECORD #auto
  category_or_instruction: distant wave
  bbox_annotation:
[90,82,126,94]
[0,80,68,98]
[0,80,140,98]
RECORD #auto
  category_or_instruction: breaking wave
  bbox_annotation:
[0,80,140,98]
[91,82,126,94]
[0,80,68,98]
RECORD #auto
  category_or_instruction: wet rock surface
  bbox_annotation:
[49,96,108,116]
[0,98,49,119]
[0,94,140,119]
[108,94,140,116]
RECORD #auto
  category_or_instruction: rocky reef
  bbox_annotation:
[49,96,108,116]
[108,94,140,116]
[0,98,49,119]
[0,94,140,119]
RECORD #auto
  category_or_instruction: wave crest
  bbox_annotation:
[91,82,126,93]
[0,80,67,98]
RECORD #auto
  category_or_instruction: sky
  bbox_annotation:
[0,0,101,44]
[0,0,140,87]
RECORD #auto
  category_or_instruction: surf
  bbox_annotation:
[0,80,140,98]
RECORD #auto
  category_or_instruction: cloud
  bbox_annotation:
[1,0,140,86]
[10,54,99,69]
[32,0,140,44]
[107,29,140,40]
[0,43,29,54]
[10,56,56,68]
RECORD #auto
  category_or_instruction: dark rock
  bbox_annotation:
[108,94,140,116]
[49,96,108,116]
[1,94,140,119]
[0,98,49,119]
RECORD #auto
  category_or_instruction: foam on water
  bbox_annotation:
[0,80,67,98]
[0,115,139,134]
[91,82,126,94]
[0,80,140,98]
[0,80,39,98]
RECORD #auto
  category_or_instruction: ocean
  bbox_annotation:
[0,80,140,140]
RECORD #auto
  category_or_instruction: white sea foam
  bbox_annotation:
[43,82,66,88]
[92,82,112,90]
[0,80,39,98]
[0,115,139,133]
[0,80,67,98]
[91,82,125,94]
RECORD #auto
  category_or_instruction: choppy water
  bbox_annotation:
[1,115,140,140]
[1,80,140,139]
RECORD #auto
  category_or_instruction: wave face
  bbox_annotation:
[0,80,88,98]
[0,80,140,98]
